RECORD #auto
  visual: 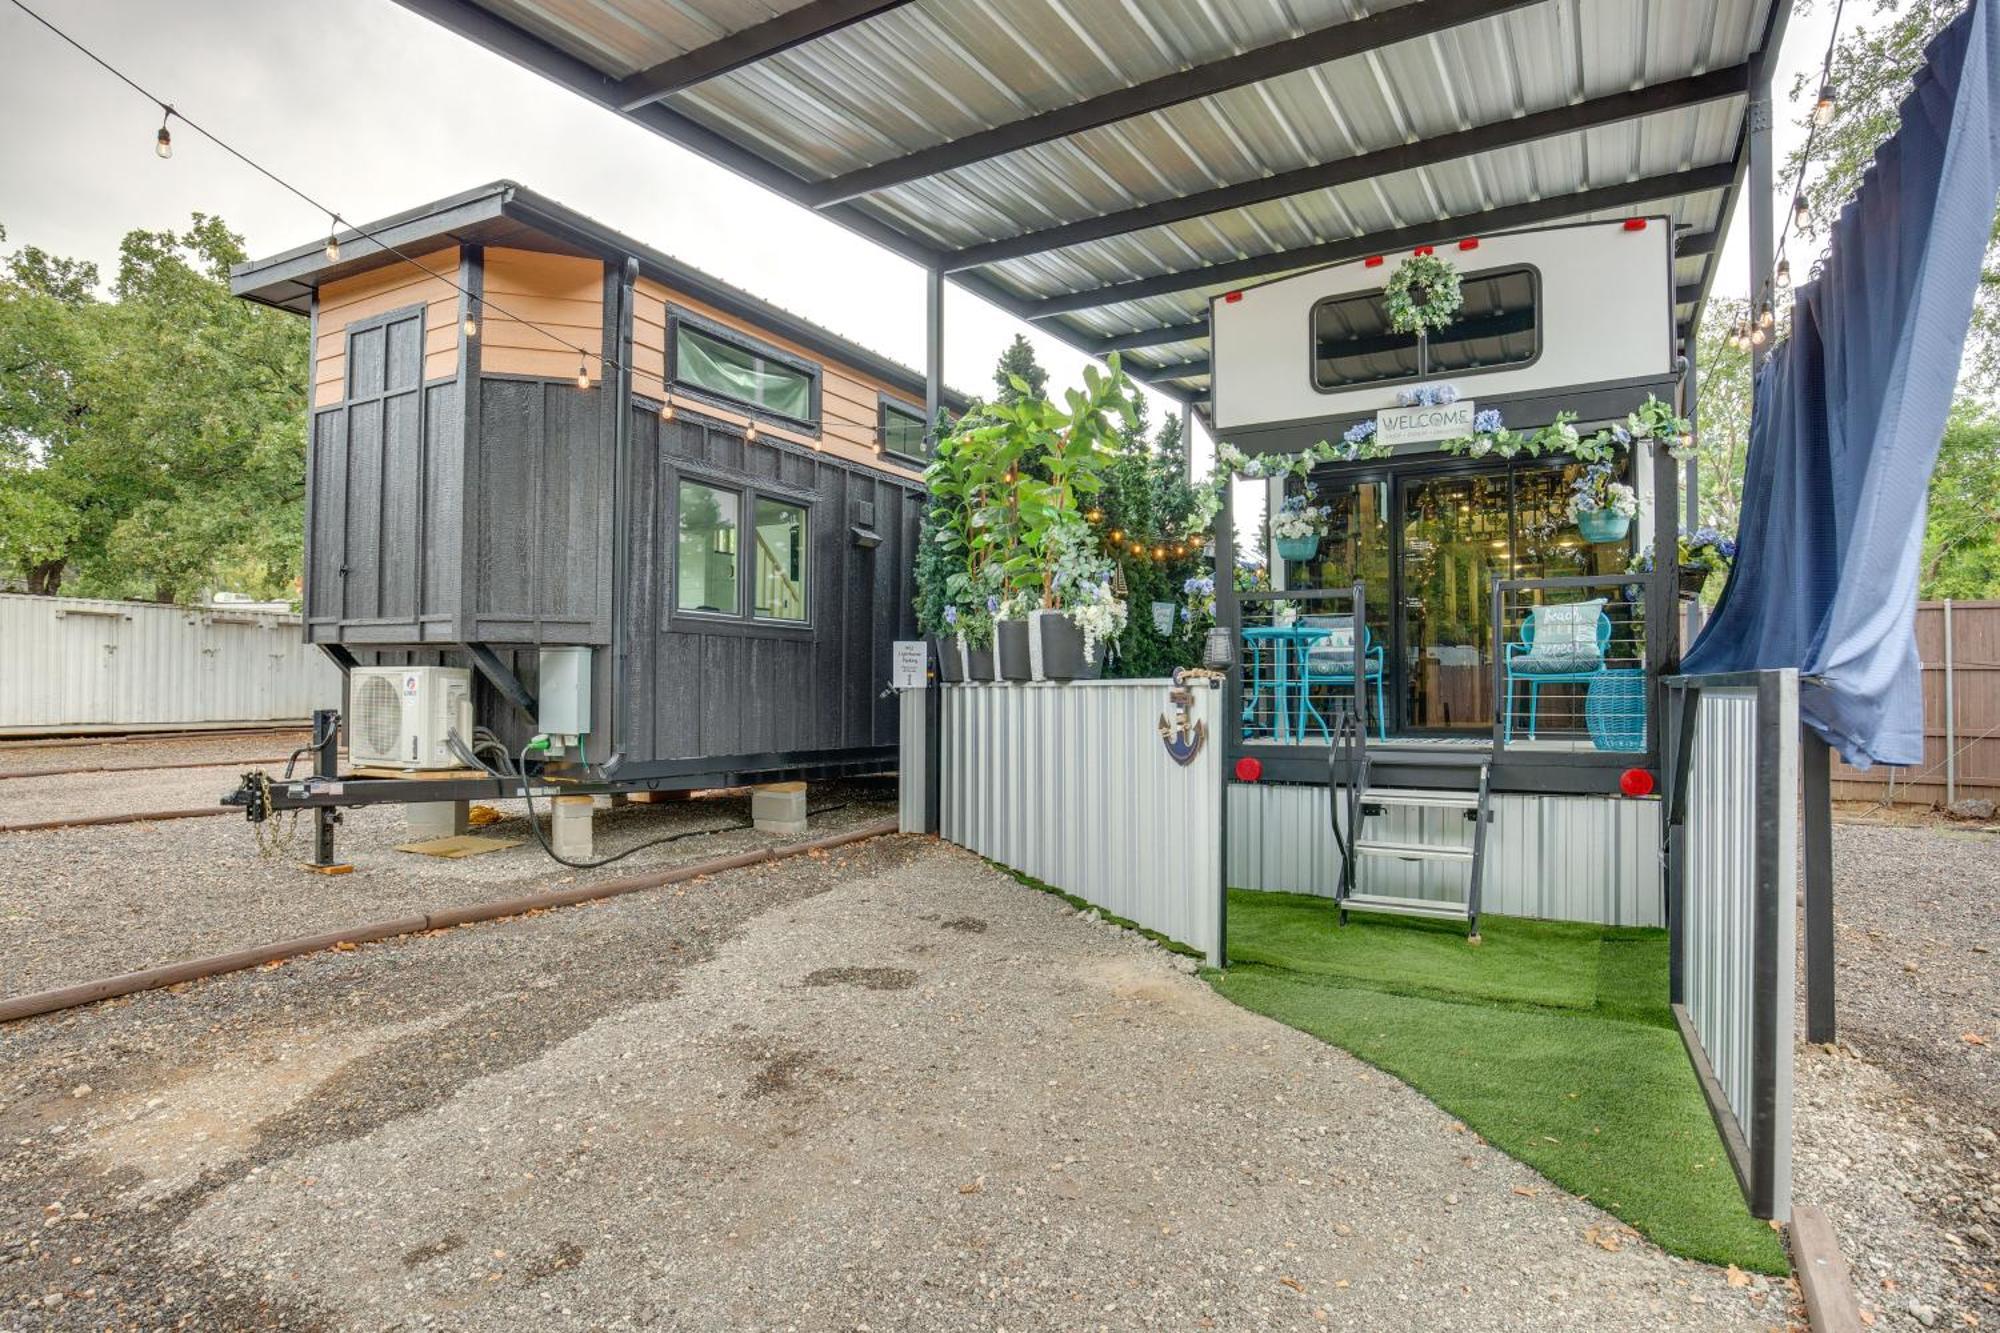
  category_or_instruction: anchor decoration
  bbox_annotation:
[1158,668,1208,767]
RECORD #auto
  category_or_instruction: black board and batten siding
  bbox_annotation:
[301,276,919,783]
[620,404,923,763]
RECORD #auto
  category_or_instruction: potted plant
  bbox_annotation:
[1567,461,1639,543]
[958,600,997,681]
[1031,523,1129,680]
[995,612,1033,681]
[1271,491,1329,563]
[1679,527,1737,599]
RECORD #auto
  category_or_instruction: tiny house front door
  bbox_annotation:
[1397,472,1506,733]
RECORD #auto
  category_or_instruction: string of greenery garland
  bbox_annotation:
[1384,253,1464,335]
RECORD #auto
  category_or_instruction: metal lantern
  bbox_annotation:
[1202,626,1234,669]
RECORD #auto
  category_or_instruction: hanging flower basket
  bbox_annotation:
[1576,509,1633,544]
[1384,254,1464,335]
[1276,535,1322,562]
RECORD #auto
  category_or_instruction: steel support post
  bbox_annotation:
[1801,727,1836,1042]
[312,707,341,868]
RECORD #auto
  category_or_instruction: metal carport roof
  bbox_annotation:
[393,0,1791,412]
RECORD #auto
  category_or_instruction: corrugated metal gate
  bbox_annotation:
[1664,670,1798,1221]
[929,679,1223,964]
[0,594,341,735]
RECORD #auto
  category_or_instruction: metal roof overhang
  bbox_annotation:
[392,0,1792,411]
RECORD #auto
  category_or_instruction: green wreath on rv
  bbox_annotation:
[1383,253,1464,335]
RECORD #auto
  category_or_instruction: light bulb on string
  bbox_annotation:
[745,420,759,442]
[154,107,172,159]
[1750,324,1768,348]
[1813,80,1838,128]
[324,230,340,264]
[1776,257,1792,290]
[576,359,590,390]
[462,301,478,339]
[1758,304,1775,330]
[659,397,675,422]
[1793,196,1811,231]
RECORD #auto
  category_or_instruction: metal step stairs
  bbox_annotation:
[1325,710,1492,941]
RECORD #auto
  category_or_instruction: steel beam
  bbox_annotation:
[806,0,1542,207]
[1028,163,1738,318]
[1132,357,1210,385]
[949,66,1751,271]
[1092,321,1212,355]
[615,0,914,109]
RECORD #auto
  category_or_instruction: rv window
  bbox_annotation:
[752,498,808,623]
[1311,291,1421,390]
[1421,267,1539,375]
[880,399,929,460]
[673,320,818,426]
[675,480,740,615]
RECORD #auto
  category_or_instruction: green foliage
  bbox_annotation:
[991,333,1048,406]
[1215,891,1790,1273]
[1095,409,1211,677]
[0,215,308,602]
[1921,400,2000,597]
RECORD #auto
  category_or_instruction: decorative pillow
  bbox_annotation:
[1303,616,1360,673]
[1518,600,1606,674]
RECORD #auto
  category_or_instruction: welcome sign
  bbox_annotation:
[1376,399,1475,447]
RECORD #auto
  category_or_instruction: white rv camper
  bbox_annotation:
[1207,217,1690,927]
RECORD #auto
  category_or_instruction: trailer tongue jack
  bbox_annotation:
[224,708,348,872]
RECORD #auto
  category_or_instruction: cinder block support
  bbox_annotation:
[596,792,630,810]
[550,795,595,861]
[406,800,469,840]
[752,781,809,836]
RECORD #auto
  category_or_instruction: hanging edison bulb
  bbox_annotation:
[575,359,590,390]
[1750,324,1768,347]
[1813,80,1838,128]
[324,232,340,263]
[1758,304,1775,330]
[461,301,478,339]
[1793,196,1811,231]
[659,397,675,422]
[745,420,760,442]
[1776,257,1792,290]
[154,108,172,159]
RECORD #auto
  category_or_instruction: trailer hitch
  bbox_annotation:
[225,770,273,823]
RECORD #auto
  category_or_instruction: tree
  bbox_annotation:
[1919,402,2000,597]
[0,215,307,602]
[1691,296,1756,533]
[992,333,1048,405]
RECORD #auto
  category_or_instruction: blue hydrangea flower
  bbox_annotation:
[943,605,958,626]
[1612,426,1632,446]
[1472,409,1503,434]
[986,594,1000,615]
[1434,384,1458,405]
[1343,420,1377,446]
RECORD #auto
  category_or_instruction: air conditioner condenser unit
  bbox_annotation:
[348,666,474,769]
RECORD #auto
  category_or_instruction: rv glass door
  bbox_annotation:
[1398,473,1507,733]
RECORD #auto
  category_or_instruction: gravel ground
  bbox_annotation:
[0,836,1785,1331]
[0,763,262,826]
[1789,820,1999,1330]
[0,730,312,778]
[0,767,896,997]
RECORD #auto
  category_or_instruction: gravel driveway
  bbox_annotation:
[2,833,1782,1331]
[1790,819,1999,1329]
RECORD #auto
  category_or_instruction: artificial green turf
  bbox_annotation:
[1212,891,1788,1274]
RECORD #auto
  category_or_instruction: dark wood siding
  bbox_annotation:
[616,403,922,764]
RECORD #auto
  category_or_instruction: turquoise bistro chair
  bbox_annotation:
[1503,604,1611,742]
[1298,615,1388,741]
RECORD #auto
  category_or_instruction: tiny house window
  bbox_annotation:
[752,498,808,623]
[675,480,740,615]
[880,398,930,461]
[1312,291,1421,389]
[669,310,820,429]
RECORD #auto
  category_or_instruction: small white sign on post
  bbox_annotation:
[1375,399,1476,448]
[891,640,930,690]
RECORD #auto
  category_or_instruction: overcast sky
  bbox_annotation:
[0,0,1839,477]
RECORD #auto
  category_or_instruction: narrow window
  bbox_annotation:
[880,398,930,461]
[675,480,740,615]
[1311,290,1421,390]
[1421,267,1539,375]
[752,497,808,623]
[672,317,818,427]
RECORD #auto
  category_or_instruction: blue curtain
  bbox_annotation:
[1685,0,2000,768]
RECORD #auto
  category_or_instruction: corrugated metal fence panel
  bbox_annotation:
[0,595,343,733]
[1228,783,1664,927]
[1675,674,1796,1220]
[940,680,1222,963]
[898,687,926,834]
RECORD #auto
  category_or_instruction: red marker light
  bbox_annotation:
[1623,218,1649,231]
[1413,244,1435,257]
[1223,290,1244,303]
[1619,768,1656,797]
[1458,237,1480,251]
[1234,757,1264,783]
[1364,255,1385,268]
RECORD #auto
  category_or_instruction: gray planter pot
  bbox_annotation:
[963,638,995,681]
[933,635,964,683]
[1034,610,1104,681]
[995,619,1033,681]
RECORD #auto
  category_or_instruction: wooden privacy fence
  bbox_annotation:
[1831,599,2000,806]
[908,677,1224,964]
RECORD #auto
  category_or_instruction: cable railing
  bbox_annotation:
[1489,574,1654,755]
[1235,585,1373,745]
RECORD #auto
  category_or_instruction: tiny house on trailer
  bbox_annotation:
[1209,217,1686,929]
[229,182,963,814]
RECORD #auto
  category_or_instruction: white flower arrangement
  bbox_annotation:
[1270,494,1329,542]
[1065,580,1130,659]
[1568,476,1639,521]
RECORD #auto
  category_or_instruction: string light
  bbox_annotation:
[1812,80,1838,128]
[1750,324,1768,347]
[1776,257,1792,289]
[324,224,340,264]
[575,359,590,390]
[461,299,478,339]
[1086,508,1103,523]
[745,420,760,442]
[659,397,676,422]
[1758,304,1775,330]
[1793,196,1811,231]
[154,106,171,159]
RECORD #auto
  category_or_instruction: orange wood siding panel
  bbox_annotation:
[631,276,923,481]
[479,248,605,383]
[314,247,460,408]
